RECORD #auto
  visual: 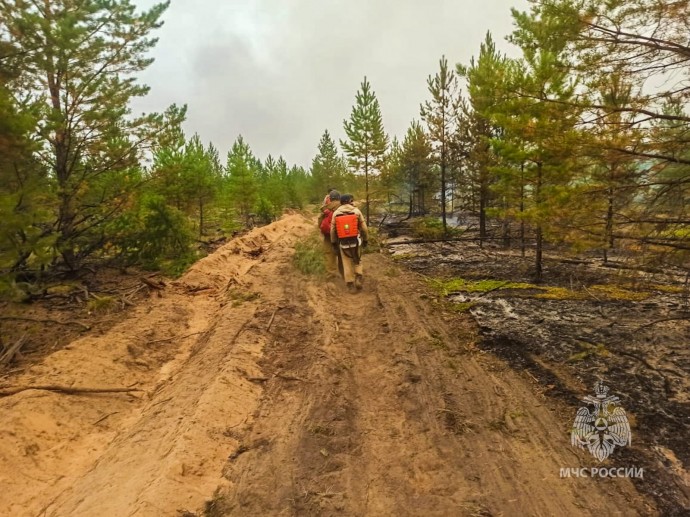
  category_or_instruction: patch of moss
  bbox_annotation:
[567,341,610,362]
[46,283,80,295]
[448,302,475,313]
[427,277,536,296]
[649,284,686,294]
[391,253,416,261]
[86,295,118,314]
[534,287,588,300]
[588,284,651,301]
[227,288,260,307]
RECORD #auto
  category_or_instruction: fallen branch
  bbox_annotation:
[635,315,689,330]
[0,316,90,331]
[267,307,280,331]
[140,276,165,290]
[92,411,119,425]
[0,385,143,397]
[0,334,27,365]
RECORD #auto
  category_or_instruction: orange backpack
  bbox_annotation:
[335,213,359,239]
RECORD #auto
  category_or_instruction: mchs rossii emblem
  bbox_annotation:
[571,381,631,461]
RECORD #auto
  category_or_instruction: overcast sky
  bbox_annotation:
[131,0,529,168]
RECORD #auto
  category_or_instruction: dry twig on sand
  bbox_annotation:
[0,385,143,397]
[0,316,90,331]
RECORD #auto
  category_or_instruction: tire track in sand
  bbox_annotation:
[212,249,656,516]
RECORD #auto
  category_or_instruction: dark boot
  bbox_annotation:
[355,274,363,290]
[347,282,356,293]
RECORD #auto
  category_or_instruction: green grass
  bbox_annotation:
[293,235,326,277]
[427,277,536,296]
[86,295,118,314]
[411,217,461,239]
[568,341,610,362]
[428,276,653,302]
[227,288,260,307]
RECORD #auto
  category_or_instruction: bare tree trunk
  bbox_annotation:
[535,161,543,280]
[199,198,204,237]
[441,154,447,234]
[364,155,370,226]
[604,186,614,263]
[520,163,526,258]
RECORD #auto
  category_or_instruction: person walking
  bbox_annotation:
[321,186,336,208]
[330,193,368,292]
[318,190,341,274]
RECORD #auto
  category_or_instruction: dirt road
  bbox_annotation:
[0,213,657,516]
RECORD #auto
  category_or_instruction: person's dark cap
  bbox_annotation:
[329,190,341,201]
[340,193,354,204]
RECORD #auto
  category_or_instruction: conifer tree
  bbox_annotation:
[399,122,434,217]
[458,33,507,244]
[184,134,219,235]
[226,136,258,226]
[341,77,389,225]
[491,6,582,278]
[421,56,461,235]
[311,130,347,200]
[0,0,184,269]
[0,45,53,282]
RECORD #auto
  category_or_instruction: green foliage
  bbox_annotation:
[292,235,326,277]
[227,288,260,307]
[86,295,118,315]
[341,77,389,224]
[1,0,184,270]
[411,217,460,240]
[427,277,536,296]
[391,122,434,216]
[311,130,349,201]
[225,136,258,225]
[456,33,506,240]
[421,56,461,233]
[568,342,610,362]
[106,193,196,275]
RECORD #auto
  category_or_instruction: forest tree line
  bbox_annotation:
[1,0,688,295]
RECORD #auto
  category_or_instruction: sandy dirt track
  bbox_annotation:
[0,213,657,516]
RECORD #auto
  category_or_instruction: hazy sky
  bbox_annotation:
[132,0,529,168]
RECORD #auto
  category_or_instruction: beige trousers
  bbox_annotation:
[322,234,338,272]
[340,245,363,283]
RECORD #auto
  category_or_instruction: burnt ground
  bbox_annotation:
[385,232,690,516]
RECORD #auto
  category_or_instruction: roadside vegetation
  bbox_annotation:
[1,0,687,297]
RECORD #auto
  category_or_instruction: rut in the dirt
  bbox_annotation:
[207,247,655,517]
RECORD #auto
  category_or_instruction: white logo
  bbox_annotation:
[571,381,631,462]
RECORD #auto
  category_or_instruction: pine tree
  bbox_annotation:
[399,122,434,217]
[0,0,183,270]
[0,44,54,283]
[225,136,258,226]
[458,33,507,245]
[184,134,219,236]
[534,0,690,262]
[491,6,582,279]
[421,56,461,235]
[311,130,347,200]
[341,77,389,225]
